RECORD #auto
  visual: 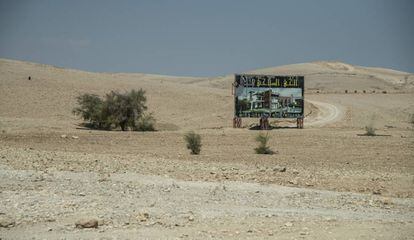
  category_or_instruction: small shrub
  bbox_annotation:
[254,133,273,154]
[354,90,358,93]
[365,126,376,136]
[184,132,202,155]
[382,90,387,94]
[363,90,366,93]
[134,113,156,131]
[345,90,348,93]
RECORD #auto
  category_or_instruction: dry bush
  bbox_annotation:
[364,114,378,136]
[184,132,202,155]
[365,126,376,136]
[134,113,156,131]
[255,133,273,154]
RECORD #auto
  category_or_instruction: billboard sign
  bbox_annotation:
[234,75,304,118]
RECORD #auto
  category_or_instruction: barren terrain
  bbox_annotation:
[0,59,413,239]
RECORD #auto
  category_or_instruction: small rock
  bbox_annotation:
[75,219,99,228]
[71,136,79,139]
[288,179,298,185]
[0,218,15,228]
[373,189,382,195]
[273,166,286,172]
[284,222,293,227]
[137,212,150,222]
[61,134,67,138]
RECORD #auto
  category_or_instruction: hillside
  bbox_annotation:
[197,61,414,93]
[1,58,413,132]
[1,58,413,239]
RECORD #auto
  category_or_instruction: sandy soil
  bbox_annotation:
[0,58,413,239]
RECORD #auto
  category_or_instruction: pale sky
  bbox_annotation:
[0,0,413,76]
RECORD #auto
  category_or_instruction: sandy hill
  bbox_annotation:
[197,61,414,93]
[1,59,414,239]
[0,58,413,132]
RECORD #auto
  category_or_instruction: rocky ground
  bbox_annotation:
[1,59,413,239]
[1,164,413,239]
[0,126,413,239]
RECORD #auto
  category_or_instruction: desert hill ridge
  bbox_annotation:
[199,61,414,91]
[1,58,413,132]
[1,58,413,89]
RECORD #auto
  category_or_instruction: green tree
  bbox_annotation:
[72,94,105,129]
[73,89,154,131]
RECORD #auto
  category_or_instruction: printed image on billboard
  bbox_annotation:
[234,75,304,118]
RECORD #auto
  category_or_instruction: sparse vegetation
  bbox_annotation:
[254,132,273,154]
[184,132,202,155]
[134,113,156,131]
[73,89,155,131]
[364,114,377,136]
[345,90,348,93]
[364,125,377,136]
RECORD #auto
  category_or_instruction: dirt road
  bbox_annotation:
[305,100,343,127]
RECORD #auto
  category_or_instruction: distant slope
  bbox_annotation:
[0,58,228,131]
[1,58,412,132]
[196,61,414,93]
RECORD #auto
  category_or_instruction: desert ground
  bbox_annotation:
[0,58,413,239]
